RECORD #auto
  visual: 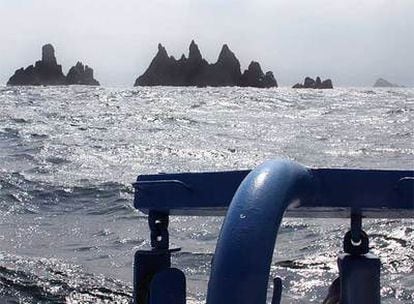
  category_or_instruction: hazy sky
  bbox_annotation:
[0,0,413,86]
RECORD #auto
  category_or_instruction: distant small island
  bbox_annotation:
[134,41,277,88]
[292,76,333,89]
[373,78,402,88]
[7,44,100,86]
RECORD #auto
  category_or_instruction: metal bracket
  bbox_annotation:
[149,211,170,250]
[134,211,184,304]
[343,212,369,255]
[339,211,381,304]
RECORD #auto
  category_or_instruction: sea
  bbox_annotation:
[0,85,413,303]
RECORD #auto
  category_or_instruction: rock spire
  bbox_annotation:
[7,44,100,86]
[66,62,100,85]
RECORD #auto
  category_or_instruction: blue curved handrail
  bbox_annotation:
[206,160,313,304]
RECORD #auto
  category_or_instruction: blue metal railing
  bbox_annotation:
[206,160,313,304]
[133,159,414,304]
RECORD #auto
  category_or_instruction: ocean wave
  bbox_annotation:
[0,253,132,303]
[0,172,134,216]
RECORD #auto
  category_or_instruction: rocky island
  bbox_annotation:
[373,78,401,88]
[293,76,333,89]
[7,44,100,86]
[66,62,100,86]
[135,41,277,88]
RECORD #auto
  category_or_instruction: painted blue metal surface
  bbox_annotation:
[206,160,313,304]
[134,164,414,218]
[134,170,249,216]
[134,249,172,303]
[149,268,186,304]
[338,253,381,304]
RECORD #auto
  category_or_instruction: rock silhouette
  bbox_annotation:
[8,44,66,86]
[135,41,277,88]
[210,44,242,86]
[134,44,183,86]
[293,76,333,89]
[7,44,100,86]
[239,61,277,88]
[42,44,58,65]
[66,62,100,85]
[373,78,401,88]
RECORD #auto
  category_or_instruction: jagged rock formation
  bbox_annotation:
[134,44,184,86]
[293,76,333,89]
[66,62,100,85]
[8,44,66,86]
[198,44,242,87]
[135,41,277,88]
[7,44,100,86]
[373,78,401,88]
[239,61,277,88]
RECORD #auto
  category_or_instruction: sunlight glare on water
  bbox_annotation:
[0,86,413,303]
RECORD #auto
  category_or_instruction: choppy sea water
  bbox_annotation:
[0,86,413,303]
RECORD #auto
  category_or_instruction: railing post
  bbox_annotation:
[134,211,185,304]
[338,212,381,304]
[206,160,314,304]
